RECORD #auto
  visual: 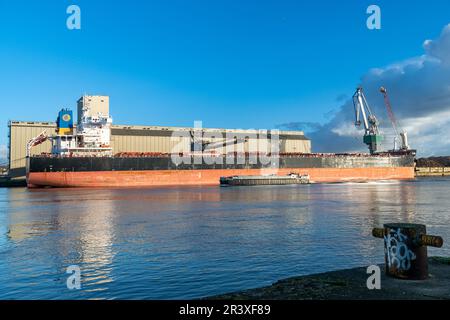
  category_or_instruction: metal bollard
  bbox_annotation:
[372,223,443,280]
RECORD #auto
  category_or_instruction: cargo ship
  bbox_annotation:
[26,88,416,188]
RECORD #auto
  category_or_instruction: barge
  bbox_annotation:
[220,173,310,186]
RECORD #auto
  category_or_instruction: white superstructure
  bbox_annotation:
[51,105,113,156]
[77,107,112,150]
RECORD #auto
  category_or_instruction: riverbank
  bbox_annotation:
[416,167,450,176]
[208,257,450,300]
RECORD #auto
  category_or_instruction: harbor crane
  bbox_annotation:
[379,87,409,151]
[352,87,383,154]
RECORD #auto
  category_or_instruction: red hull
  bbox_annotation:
[27,167,415,188]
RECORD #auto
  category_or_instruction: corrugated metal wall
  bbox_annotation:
[8,122,311,177]
[111,134,191,153]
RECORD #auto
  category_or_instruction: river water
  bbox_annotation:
[0,177,449,299]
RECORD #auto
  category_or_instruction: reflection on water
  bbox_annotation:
[0,177,449,299]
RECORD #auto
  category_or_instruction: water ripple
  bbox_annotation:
[1,178,449,299]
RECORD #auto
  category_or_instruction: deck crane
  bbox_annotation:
[352,87,383,154]
[379,87,409,151]
[189,130,246,152]
[26,130,49,157]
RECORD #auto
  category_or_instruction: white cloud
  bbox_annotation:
[331,123,360,138]
[297,24,450,157]
[424,23,450,66]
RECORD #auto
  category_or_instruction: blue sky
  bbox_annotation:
[1,1,450,156]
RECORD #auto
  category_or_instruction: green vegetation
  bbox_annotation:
[416,156,450,167]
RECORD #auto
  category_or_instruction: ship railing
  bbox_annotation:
[30,150,412,159]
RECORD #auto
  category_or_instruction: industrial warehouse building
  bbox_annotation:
[6,96,311,178]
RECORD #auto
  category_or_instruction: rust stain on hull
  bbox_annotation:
[28,167,415,188]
